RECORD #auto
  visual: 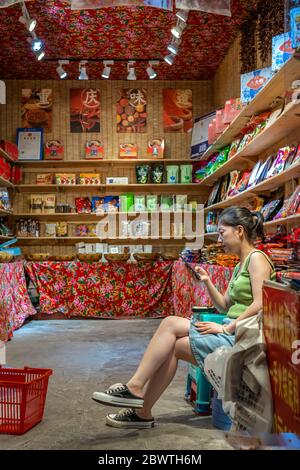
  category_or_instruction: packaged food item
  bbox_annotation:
[206,211,219,233]
[75,197,92,213]
[44,140,64,160]
[291,7,300,49]
[225,171,240,198]
[45,223,56,237]
[161,195,174,212]
[255,155,275,184]
[188,200,198,212]
[291,143,300,166]
[215,108,227,135]
[208,118,217,145]
[240,67,274,104]
[0,157,11,181]
[146,195,158,212]
[267,147,291,178]
[284,144,298,170]
[151,164,164,184]
[17,218,28,237]
[134,195,146,212]
[55,173,76,185]
[207,179,223,206]
[273,199,289,220]
[175,195,188,211]
[147,139,164,159]
[11,166,23,185]
[36,173,53,185]
[166,165,179,184]
[85,140,104,159]
[92,196,105,214]
[228,138,241,159]
[56,222,68,237]
[119,193,134,212]
[286,185,300,215]
[247,161,262,189]
[104,196,119,212]
[223,98,243,124]
[229,170,252,196]
[78,173,101,185]
[75,224,89,237]
[30,195,43,214]
[87,224,97,236]
[120,220,131,237]
[136,165,150,184]
[180,165,193,184]
[43,195,56,214]
[0,188,11,211]
[119,143,138,159]
[106,177,128,184]
[27,219,39,237]
[261,199,283,221]
[272,32,295,72]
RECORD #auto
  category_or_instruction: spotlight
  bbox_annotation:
[167,41,180,55]
[164,54,175,66]
[79,61,88,80]
[176,10,189,23]
[19,1,36,32]
[127,61,136,80]
[31,37,44,52]
[171,24,184,39]
[146,61,159,80]
[56,60,69,79]
[35,50,45,61]
[101,60,114,79]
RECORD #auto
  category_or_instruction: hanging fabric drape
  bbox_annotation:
[70,0,173,10]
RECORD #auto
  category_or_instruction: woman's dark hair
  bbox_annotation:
[219,206,264,241]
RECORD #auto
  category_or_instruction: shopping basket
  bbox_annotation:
[0,366,53,435]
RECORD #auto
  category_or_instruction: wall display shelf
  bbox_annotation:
[263,214,300,227]
[13,211,196,221]
[19,159,196,169]
[0,209,13,217]
[0,235,13,242]
[16,236,191,246]
[0,176,14,188]
[202,55,300,160]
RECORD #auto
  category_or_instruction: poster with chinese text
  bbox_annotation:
[21,89,52,133]
[70,88,100,133]
[163,89,193,133]
[117,88,147,133]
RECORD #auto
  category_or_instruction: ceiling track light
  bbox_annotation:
[28,32,44,53]
[78,60,88,80]
[35,50,45,61]
[164,54,175,66]
[146,61,159,80]
[56,60,69,79]
[127,61,136,81]
[101,60,114,79]
[176,10,189,23]
[167,40,180,55]
[19,0,36,32]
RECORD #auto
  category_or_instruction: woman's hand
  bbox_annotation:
[193,321,223,335]
[194,266,210,284]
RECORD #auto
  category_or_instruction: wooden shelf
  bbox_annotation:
[16,183,208,194]
[204,232,219,239]
[19,159,196,169]
[0,148,18,164]
[13,211,196,221]
[202,55,300,160]
[204,162,300,214]
[16,236,190,246]
[0,176,14,188]
[0,235,14,241]
[0,209,13,217]
[264,214,300,227]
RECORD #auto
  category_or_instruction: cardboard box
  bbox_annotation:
[241,67,274,104]
[106,177,129,185]
[44,140,64,160]
[85,140,104,159]
[223,98,243,125]
[272,32,295,72]
[147,139,164,159]
[119,143,138,159]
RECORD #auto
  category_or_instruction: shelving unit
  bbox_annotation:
[16,236,190,246]
[20,158,196,169]
[0,176,14,188]
[13,211,195,221]
[0,209,13,217]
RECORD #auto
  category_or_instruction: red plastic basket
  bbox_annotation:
[0,366,53,435]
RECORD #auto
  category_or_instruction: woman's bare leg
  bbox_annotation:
[137,337,197,419]
[126,316,190,397]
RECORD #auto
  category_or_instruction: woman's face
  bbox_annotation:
[217,223,243,254]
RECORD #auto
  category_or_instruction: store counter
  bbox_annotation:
[0,261,36,342]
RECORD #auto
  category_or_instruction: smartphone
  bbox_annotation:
[179,255,201,280]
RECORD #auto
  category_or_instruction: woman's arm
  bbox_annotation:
[224,252,272,334]
[194,266,232,313]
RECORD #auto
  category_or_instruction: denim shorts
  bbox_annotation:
[189,317,235,370]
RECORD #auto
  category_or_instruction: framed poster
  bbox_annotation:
[16,128,43,161]
[70,88,100,133]
[163,89,193,133]
[117,88,147,133]
[21,89,52,132]
[190,111,215,159]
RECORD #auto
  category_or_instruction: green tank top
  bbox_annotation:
[227,249,276,319]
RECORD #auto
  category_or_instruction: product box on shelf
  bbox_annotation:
[240,67,274,104]
[104,196,119,212]
[0,157,11,181]
[208,118,217,145]
[55,173,76,185]
[85,140,104,159]
[44,140,64,160]
[223,98,243,125]
[36,173,53,185]
[0,140,18,161]
[106,177,129,185]
[147,139,164,159]
[11,166,23,184]
[215,109,228,135]
[290,7,300,49]
[119,193,135,212]
[43,194,56,214]
[119,144,138,159]
[272,32,295,72]
[78,173,101,185]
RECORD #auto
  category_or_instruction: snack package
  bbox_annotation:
[273,199,290,220]
[208,118,217,145]
[134,195,146,212]
[225,171,240,198]
[261,199,283,221]
[247,161,262,188]
[206,211,219,233]
[75,224,89,237]
[75,197,92,213]
[85,140,104,159]
[215,108,227,135]
[291,7,300,49]
[255,155,275,184]
[36,173,53,185]
[267,147,291,178]
[223,98,243,124]
[91,196,105,214]
[119,193,135,212]
[166,165,179,184]
[180,165,193,184]
[284,144,298,170]
[55,173,76,185]
[78,173,101,185]
[0,140,18,161]
[87,224,97,236]
[240,67,274,104]
[286,185,300,215]
[272,32,295,72]
[0,188,11,211]
[45,223,57,237]
[192,161,208,183]
[44,140,64,160]
[30,195,43,214]
[229,170,252,196]
[27,219,39,237]
[11,166,23,185]
[151,164,164,184]
[104,196,119,212]
[119,144,138,159]
[228,138,241,159]
[175,194,188,211]
[146,195,158,212]
[291,143,300,166]
[17,219,28,237]
[43,195,56,214]
[147,139,164,159]
[0,157,11,181]
[207,178,223,206]
[161,195,174,212]
[56,222,68,237]
[136,165,150,184]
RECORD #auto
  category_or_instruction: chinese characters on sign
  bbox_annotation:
[163,89,193,133]
[17,128,43,161]
[117,88,147,133]
[70,88,100,133]
[21,89,52,132]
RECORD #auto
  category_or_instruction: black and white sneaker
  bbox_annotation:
[92,383,144,408]
[106,408,155,429]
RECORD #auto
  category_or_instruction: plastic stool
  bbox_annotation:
[212,390,232,431]
[185,363,212,414]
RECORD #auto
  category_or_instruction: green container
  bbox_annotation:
[119,193,134,212]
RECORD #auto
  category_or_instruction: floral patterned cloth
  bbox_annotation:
[25,260,174,318]
[172,260,233,318]
[0,262,36,342]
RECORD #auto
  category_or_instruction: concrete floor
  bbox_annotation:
[0,319,232,450]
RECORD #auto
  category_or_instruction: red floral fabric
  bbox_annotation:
[0,261,36,342]
[0,1,250,80]
[25,260,174,318]
[172,260,233,317]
